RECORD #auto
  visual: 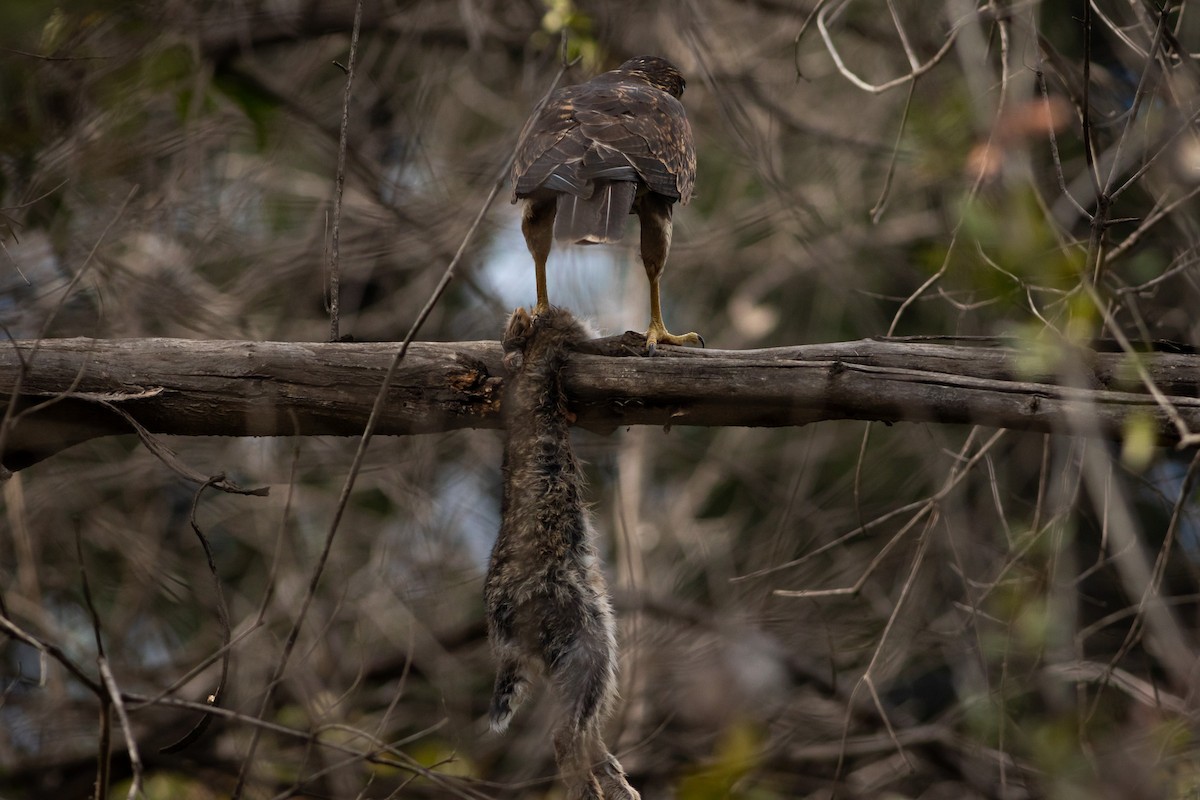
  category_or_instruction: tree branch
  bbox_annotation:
[3,335,1199,470]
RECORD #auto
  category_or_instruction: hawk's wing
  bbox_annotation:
[511,81,695,204]
[511,85,593,200]
[574,84,695,202]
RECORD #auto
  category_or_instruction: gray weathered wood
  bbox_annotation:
[1,335,1198,469]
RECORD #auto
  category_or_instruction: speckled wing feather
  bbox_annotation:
[511,79,696,205]
[511,86,592,200]
[573,84,695,203]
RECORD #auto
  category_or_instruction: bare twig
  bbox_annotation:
[760,428,1005,583]
[326,0,363,342]
[818,0,959,93]
[76,530,143,799]
[230,59,574,799]
[158,476,236,754]
[0,186,137,470]
[98,659,143,800]
[870,79,916,223]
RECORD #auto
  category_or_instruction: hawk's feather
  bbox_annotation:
[511,57,696,244]
[554,180,638,243]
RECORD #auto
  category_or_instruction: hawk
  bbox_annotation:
[511,55,701,352]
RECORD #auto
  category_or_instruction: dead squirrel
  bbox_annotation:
[485,306,639,800]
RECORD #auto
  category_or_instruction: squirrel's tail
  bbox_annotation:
[550,606,639,799]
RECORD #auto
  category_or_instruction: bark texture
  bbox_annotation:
[2,334,1198,469]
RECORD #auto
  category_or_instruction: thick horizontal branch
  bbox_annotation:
[2,334,1199,470]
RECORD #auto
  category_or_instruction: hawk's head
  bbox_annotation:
[616,56,686,98]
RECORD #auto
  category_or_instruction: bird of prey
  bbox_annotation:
[511,55,701,352]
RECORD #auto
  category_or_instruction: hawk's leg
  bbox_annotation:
[637,194,703,353]
[521,197,556,313]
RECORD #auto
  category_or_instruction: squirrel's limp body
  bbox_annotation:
[485,306,639,800]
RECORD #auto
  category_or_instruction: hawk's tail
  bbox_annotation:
[554,181,636,244]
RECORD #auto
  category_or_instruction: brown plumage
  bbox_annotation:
[486,306,639,800]
[511,55,701,352]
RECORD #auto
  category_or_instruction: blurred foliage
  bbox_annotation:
[2,1,1200,798]
[676,722,768,799]
[538,0,602,71]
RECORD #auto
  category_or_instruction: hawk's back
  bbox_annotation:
[511,56,696,243]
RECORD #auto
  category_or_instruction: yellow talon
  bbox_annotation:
[644,320,704,354]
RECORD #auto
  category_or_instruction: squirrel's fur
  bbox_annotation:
[485,306,638,800]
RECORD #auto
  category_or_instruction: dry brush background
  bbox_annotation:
[5,1,1200,798]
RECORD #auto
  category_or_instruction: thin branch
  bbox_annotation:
[77,529,114,800]
[1062,358,1199,690]
[0,613,102,694]
[119,692,490,799]
[158,476,236,755]
[0,186,137,471]
[870,79,916,223]
[230,58,574,799]
[1046,660,1189,714]
[885,0,921,71]
[1109,194,1200,263]
[755,429,1005,583]
[1037,66,1091,220]
[1102,4,1169,195]
[1083,280,1199,446]
[818,1,959,93]
[98,659,143,800]
[326,0,363,342]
